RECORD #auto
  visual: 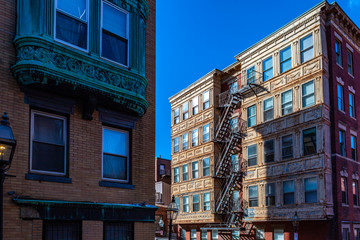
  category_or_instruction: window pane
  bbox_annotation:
[183,102,189,112]
[263,56,273,81]
[301,34,313,50]
[103,155,127,180]
[281,90,293,115]
[302,81,315,107]
[248,144,257,166]
[203,91,209,102]
[247,66,256,84]
[193,96,198,107]
[274,229,284,240]
[104,129,127,156]
[103,3,127,38]
[280,46,291,61]
[303,127,316,155]
[264,139,274,162]
[34,114,64,145]
[249,185,258,198]
[58,0,87,20]
[102,31,127,65]
[44,221,81,240]
[248,105,256,127]
[282,135,293,159]
[56,12,87,49]
[104,222,133,240]
[32,143,65,173]
[283,180,294,193]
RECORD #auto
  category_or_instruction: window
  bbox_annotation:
[30,111,67,175]
[248,144,257,167]
[230,81,237,94]
[280,46,291,73]
[263,97,273,122]
[174,108,180,124]
[232,230,240,239]
[355,228,360,240]
[193,194,200,212]
[248,105,256,127]
[281,89,293,115]
[354,180,359,206]
[104,222,133,240]
[44,221,81,240]
[274,229,284,240]
[343,228,350,240]
[203,124,210,143]
[192,96,199,115]
[282,135,293,159]
[182,102,189,120]
[302,80,315,108]
[181,229,186,240]
[348,50,354,75]
[203,91,210,110]
[339,130,346,157]
[264,139,274,163]
[303,127,316,156]
[192,129,199,147]
[351,135,357,160]
[183,196,189,212]
[283,180,295,205]
[338,84,344,111]
[174,167,179,183]
[183,133,188,150]
[300,34,313,63]
[305,177,317,203]
[55,0,88,50]
[101,2,129,66]
[350,93,355,118]
[159,164,165,175]
[265,183,275,206]
[230,117,238,132]
[192,161,199,179]
[247,66,256,84]
[212,230,218,240]
[256,228,265,240]
[182,164,188,181]
[204,192,211,211]
[342,177,348,204]
[203,158,210,177]
[175,197,180,210]
[249,185,258,207]
[231,154,240,173]
[336,40,342,66]
[201,230,207,240]
[191,229,197,240]
[174,137,179,153]
[263,56,273,81]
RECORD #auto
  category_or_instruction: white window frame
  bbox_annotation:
[183,196,189,212]
[192,161,199,179]
[182,102,189,120]
[182,133,188,150]
[204,192,211,211]
[192,96,199,115]
[174,167,179,183]
[248,104,257,127]
[280,45,292,73]
[203,124,210,143]
[300,33,313,63]
[203,90,210,110]
[193,194,200,212]
[182,164,188,181]
[174,108,180,124]
[192,128,199,147]
[174,137,179,153]
[263,56,273,81]
[302,80,315,108]
[263,97,273,122]
[281,89,293,115]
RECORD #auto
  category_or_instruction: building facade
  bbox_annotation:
[1,0,156,239]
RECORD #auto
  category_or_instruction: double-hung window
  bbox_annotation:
[203,158,210,177]
[300,34,313,63]
[203,124,210,143]
[282,135,293,160]
[336,40,342,66]
[182,133,188,150]
[305,177,317,203]
[55,0,88,50]
[348,50,354,75]
[101,1,129,66]
[201,230,207,240]
[192,161,199,179]
[283,180,295,205]
[353,180,359,206]
[303,127,316,156]
[30,111,67,175]
[264,139,274,163]
[349,93,355,118]
[104,222,133,240]
[230,118,238,132]
[174,108,180,124]
[248,105,256,127]
[44,221,81,240]
[355,228,360,240]
[338,84,344,111]
[249,185,258,207]
[203,91,210,110]
[230,81,237,94]
[265,183,275,206]
[263,56,273,81]
[174,167,179,183]
[183,196,189,212]
[342,177,348,204]
[182,102,189,120]
[351,135,357,160]
[182,164,188,181]
[102,128,129,182]
[173,137,179,153]
[281,89,293,115]
[192,96,199,115]
[212,230,218,240]
[263,97,273,122]
[343,228,350,240]
[274,229,284,240]
[231,154,239,173]
[192,129,198,147]
[280,46,291,73]
[190,229,196,240]
[204,192,211,211]
[302,80,315,108]
[247,66,256,84]
[193,194,199,212]
[248,144,257,167]
[339,130,346,157]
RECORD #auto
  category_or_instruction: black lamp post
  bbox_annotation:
[166,195,178,240]
[0,113,16,240]
[292,211,300,240]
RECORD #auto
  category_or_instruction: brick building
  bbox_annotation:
[0,0,156,239]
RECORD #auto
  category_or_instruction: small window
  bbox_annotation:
[181,229,186,240]
[300,34,313,63]
[193,194,200,212]
[264,139,274,163]
[230,118,238,132]
[201,230,207,240]
[248,144,257,167]
[305,177,317,203]
[263,97,273,122]
[283,180,295,205]
[265,183,275,206]
[101,2,129,66]
[274,229,284,240]
[348,50,354,75]
[192,96,199,115]
[302,80,315,108]
[231,154,240,173]
[159,164,165,175]
[230,81,238,94]
[248,105,257,127]
[303,127,316,156]
[351,135,357,160]
[182,164,188,181]
[349,93,355,118]
[338,84,344,111]
[191,229,197,240]
[203,158,210,177]
[203,91,210,110]
[232,191,240,211]
[183,133,188,150]
[192,161,199,179]
[104,222,133,240]
[55,0,88,50]
[174,167,179,183]
[263,56,273,81]
[212,230,218,240]
[44,221,81,240]
[336,40,342,66]
[281,89,293,115]
[342,177,348,204]
[256,228,265,240]
[280,46,291,73]
[343,227,350,240]
[249,185,258,207]
[173,137,179,153]
[247,66,256,84]
[353,180,359,206]
[174,108,180,124]
[203,124,210,143]
[204,192,211,211]
[183,196,189,212]
[192,129,199,147]
[182,102,189,120]
[102,128,129,182]
[282,135,293,160]
[339,130,346,157]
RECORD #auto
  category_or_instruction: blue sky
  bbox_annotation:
[155,0,360,159]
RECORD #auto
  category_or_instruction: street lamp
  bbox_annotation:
[166,195,178,240]
[292,211,300,240]
[0,112,16,240]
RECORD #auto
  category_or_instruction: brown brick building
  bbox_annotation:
[0,0,156,239]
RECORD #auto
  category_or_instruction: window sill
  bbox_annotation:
[25,173,72,183]
[337,63,344,69]
[348,73,354,78]
[99,181,134,189]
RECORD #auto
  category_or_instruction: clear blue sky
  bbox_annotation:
[155,0,360,160]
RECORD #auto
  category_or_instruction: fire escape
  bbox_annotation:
[202,70,267,240]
